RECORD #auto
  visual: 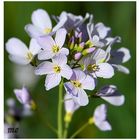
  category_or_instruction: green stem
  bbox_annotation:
[63,122,69,138]
[70,122,89,138]
[58,79,63,138]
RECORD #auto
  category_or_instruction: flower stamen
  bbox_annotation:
[26,52,33,61]
[53,65,61,73]
[52,45,60,53]
[71,80,82,88]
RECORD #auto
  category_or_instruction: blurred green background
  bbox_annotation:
[4,1,136,138]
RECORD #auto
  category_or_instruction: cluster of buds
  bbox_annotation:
[5,9,131,135]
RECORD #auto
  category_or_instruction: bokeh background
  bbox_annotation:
[4,1,136,138]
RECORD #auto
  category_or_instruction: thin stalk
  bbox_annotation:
[70,122,89,138]
[57,79,63,138]
[63,122,69,138]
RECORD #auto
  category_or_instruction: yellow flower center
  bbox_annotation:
[43,28,52,34]
[88,117,94,125]
[52,45,60,53]
[53,65,61,73]
[26,52,33,61]
[87,64,99,72]
[71,80,82,88]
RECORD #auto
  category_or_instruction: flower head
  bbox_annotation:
[35,54,73,90]
[89,104,112,131]
[37,28,69,60]
[6,38,41,65]
[96,85,125,106]
[64,69,95,106]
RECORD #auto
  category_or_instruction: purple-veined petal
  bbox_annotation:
[6,38,28,57]
[52,54,67,66]
[61,64,73,80]
[59,48,69,55]
[38,50,54,60]
[72,69,86,81]
[31,9,52,30]
[55,28,67,48]
[9,55,30,65]
[35,61,54,75]
[25,24,43,38]
[45,73,61,90]
[82,75,95,90]
[29,39,41,55]
[73,88,89,106]
[64,82,78,96]
[96,63,114,79]
[37,36,55,50]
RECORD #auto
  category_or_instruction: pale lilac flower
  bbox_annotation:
[37,28,69,60]
[35,54,72,90]
[25,9,67,38]
[92,104,112,131]
[14,87,32,105]
[64,69,95,106]
[96,85,125,106]
[80,48,114,79]
[6,38,41,65]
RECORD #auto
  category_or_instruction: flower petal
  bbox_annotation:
[25,24,43,38]
[31,9,52,30]
[73,89,89,106]
[9,55,29,65]
[45,74,61,90]
[38,50,54,60]
[94,104,107,123]
[29,39,41,55]
[52,54,67,66]
[59,48,69,55]
[81,75,95,90]
[64,94,80,113]
[101,95,125,106]
[35,61,54,75]
[61,64,73,80]
[96,63,114,79]
[55,28,67,48]
[112,64,130,74]
[95,121,112,131]
[37,36,55,50]
[71,69,86,81]
[6,38,28,57]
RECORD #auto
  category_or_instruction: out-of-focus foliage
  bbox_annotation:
[4,2,136,138]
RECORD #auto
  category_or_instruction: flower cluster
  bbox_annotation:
[5,9,131,137]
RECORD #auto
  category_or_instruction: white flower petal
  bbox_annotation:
[52,54,67,66]
[64,94,80,113]
[37,36,55,50]
[55,28,67,48]
[96,63,114,79]
[9,55,29,65]
[59,48,69,55]
[52,12,67,32]
[92,35,99,44]
[29,39,41,55]
[101,95,125,106]
[6,38,28,57]
[31,9,52,30]
[38,50,54,60]
[25,24,43,38]
[95,121,112,131]
[112,64,130,74]
[73,89,89,106]
[35,61,54,75]
[61,64,73,80]
[82,75,95,90]
[45,74,61,90]
[94,104,107,122]
[14,87,31,104]
[72,69,86,81]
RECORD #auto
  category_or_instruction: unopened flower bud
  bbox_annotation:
[69,36,75,50]
[82,47,95,55]
[77,42,85,52]
[85,40,93,48]
[74,52,82,60]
